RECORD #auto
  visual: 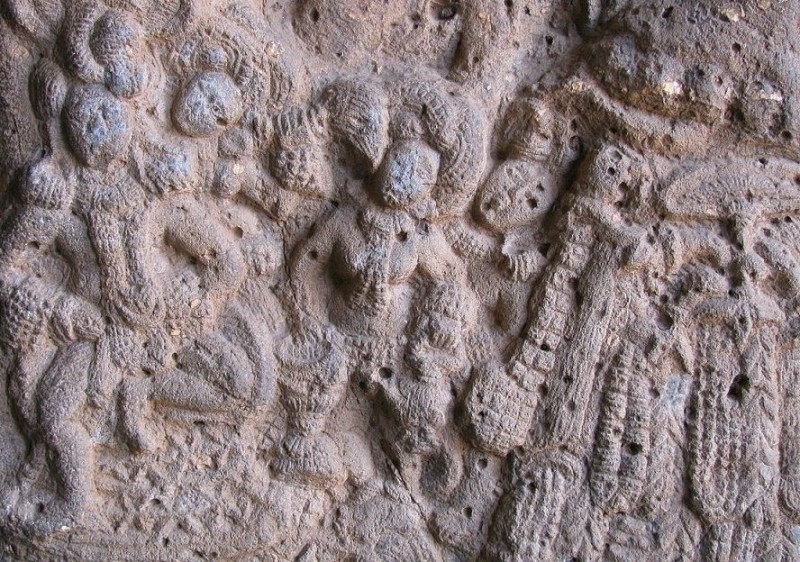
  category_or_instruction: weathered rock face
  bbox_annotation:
[0,1,799,560]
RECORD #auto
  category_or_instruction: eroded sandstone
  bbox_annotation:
[0,1,799,561]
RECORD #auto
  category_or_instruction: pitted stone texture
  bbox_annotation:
[1,1,799,561]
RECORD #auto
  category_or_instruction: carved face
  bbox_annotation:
[64,84,132,170]
[371,140,440,209]
[339,103,389,172]
[474,160,559,231]
[172,71,244,137]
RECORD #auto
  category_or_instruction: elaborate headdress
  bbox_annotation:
[386,75,487,217]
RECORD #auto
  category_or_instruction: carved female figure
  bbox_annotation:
[279,135,468,484]
[275,75,484,488]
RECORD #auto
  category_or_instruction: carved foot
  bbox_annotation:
[13,495,90,537]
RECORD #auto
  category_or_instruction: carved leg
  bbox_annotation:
[118,377,163,454]
[35,342,93,530]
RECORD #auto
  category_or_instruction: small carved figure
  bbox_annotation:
[267,103,333,222]
[374,281,475,501]
[448,94,571,340]
[394,281,475,454]
[0,157,104,531]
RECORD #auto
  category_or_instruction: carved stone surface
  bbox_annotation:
[0,0,799,560]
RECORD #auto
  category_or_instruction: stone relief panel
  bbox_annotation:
[0,0,799,561]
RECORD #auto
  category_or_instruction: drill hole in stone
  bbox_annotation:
[438,4,457,20]
[728,374,750,402]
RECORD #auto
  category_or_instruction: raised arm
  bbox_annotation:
[163,197,246,302]
[286,208,343,329]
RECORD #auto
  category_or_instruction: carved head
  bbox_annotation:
[172,71,244,137]
[324,78,389,173]
[371,140,440,209]
[474,160,560,231]
[500,96,556,162]
[64,84,132,170]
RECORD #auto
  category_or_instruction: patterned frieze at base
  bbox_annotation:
[1,1,800,560]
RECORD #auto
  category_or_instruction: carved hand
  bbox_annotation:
[113,282,165,328]
[51,296,105,343]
